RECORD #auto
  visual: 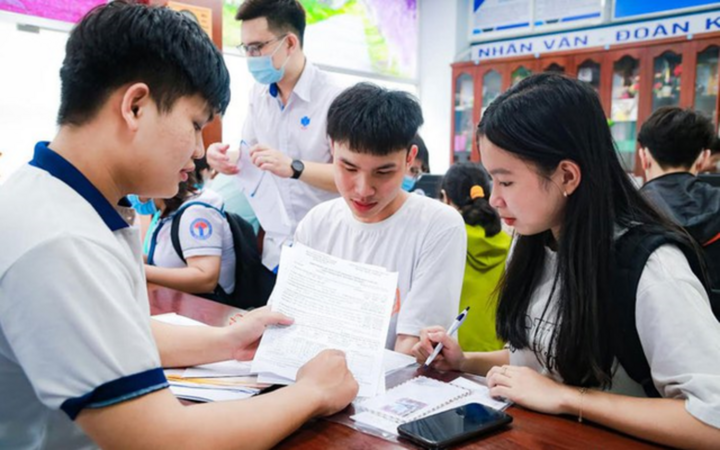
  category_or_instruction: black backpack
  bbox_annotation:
[169,201,275,309]
[609,225,720,397]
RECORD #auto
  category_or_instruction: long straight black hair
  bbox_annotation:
[478,74,693,388]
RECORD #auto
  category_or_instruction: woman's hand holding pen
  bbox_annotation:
[226,306,294,361]
[411,326,466,371]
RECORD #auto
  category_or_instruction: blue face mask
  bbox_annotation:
[247,37,289,85]
[127,194,158,216]
[401,175,417,192]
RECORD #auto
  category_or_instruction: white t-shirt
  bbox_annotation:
[509,244,720,428]
[295,194,467,349]
[242,62,343,270]
[0,143,167,449]
[148,189,236,294]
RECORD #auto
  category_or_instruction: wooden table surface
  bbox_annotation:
[149,287,665,450]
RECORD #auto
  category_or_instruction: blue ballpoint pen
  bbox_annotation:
[424,306,470,367]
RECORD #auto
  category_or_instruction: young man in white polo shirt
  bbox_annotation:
[0,3,356,449]
[295,83,467,355]
[207,0,342,274]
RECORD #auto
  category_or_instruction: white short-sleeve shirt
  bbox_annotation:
[294,194,467,349]
[242,62,343,269]
[509,244,720,428]
[0,142,168,449]
[148,189,236,294]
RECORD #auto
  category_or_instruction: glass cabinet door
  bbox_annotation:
[453,73,475,163]
[695,46,720,125]
[652,51,682,111]
[511,66,533,86]
[611,55,641,172]
[577,59,601,93]
[481,70,502,117]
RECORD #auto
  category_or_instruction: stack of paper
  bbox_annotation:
[251,244,399,398]
[165,373,268,402]
[153,313,267,402]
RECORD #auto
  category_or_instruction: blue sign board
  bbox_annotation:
[615,0,720,19]
[472,9,720,62]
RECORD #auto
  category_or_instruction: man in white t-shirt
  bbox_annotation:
[295,83,467,354]
[207,0,341,272]
[0,3,356,448]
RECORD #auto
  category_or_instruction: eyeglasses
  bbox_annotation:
[237,34,287,57]
[408,166,424,179]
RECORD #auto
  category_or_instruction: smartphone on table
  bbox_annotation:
[397,403,512,449]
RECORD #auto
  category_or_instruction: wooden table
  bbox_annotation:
[149,287,664,450]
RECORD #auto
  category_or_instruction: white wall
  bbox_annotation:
[0,20,67,183]
[417,0,469,174]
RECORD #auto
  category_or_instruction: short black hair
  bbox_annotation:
[327,83,424,156]
[710,136,720,155]
[637,107,714,170]
[236,0,306,47]
[58,1,230,126]
[410,134,430,173]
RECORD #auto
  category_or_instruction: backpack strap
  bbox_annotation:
[169,201,224,263]
[223,211,275,309]
[610,225,709,398]
[167,201,274,308]
[169,201,231,302]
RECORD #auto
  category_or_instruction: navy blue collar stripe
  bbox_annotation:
[29,142,130,231]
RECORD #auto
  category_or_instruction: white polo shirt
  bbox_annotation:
[242,61,343,269]
[148,189,236,294]
[0,142,168,449]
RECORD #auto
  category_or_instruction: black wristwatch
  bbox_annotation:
[291,159,305,179]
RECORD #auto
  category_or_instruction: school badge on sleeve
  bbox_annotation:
[189,218,213,240]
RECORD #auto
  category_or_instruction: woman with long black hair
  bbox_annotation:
[414,74,720,448]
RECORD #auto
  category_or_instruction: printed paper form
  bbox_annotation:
[252,244,398,398]
[232,141,292,236]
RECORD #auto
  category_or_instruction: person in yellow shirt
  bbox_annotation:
[439,162,511,351]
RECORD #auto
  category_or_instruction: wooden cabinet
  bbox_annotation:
[608,49,642,172]
[451,70,477,163]
[451,34,720,175]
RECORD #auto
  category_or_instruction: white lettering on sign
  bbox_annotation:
[472,10,720,62]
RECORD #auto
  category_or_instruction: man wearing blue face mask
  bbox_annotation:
[207,0,342,274]
[402,134,431,192]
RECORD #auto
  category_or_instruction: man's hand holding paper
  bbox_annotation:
[206,142,240,175]
[296,349,360,417]
[252,244,398,398]
[226,306,295,361]
[250,144,293,178]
